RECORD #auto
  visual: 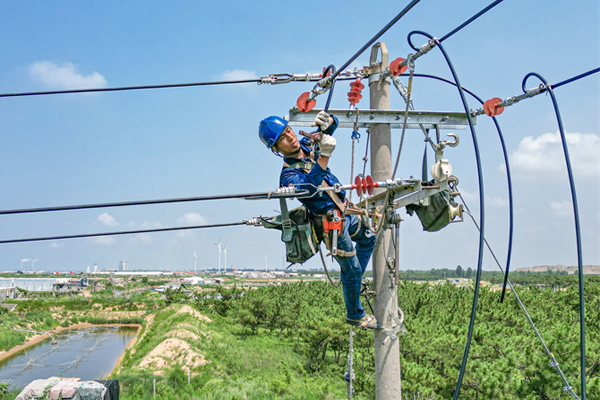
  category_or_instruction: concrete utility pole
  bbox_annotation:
[369,42,401,400]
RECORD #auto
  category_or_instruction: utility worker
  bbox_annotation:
[259,111,378,330]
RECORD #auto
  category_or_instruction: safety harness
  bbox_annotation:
[284,161,357,258]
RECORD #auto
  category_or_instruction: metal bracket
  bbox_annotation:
[287,109,474,130]
[382,307,405,345]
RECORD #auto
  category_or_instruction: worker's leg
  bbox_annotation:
[335,216,365,320]
[347,214,376,274]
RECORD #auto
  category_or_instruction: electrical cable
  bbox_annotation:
[439,0,504,43]
[0,190,310,216]
[329,0,421,81]
[0,221,246,245]
[0,78,261,98]
[522,72,586,400]
[459,197,580,400]
[405,72,514,303]
[322,65,337,112]
[406,30,486,400]
[551,67,600,90]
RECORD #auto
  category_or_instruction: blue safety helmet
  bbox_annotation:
[258,116,288,149]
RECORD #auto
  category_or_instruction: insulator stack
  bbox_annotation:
[296,92,316,112]
[389,57,408,76]
[354,175,377,196]
[348,79,365,106]
[483,97,504,117]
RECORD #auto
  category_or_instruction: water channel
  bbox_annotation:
[0,326,137,390]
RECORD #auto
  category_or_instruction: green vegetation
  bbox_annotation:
[2,273,598,399]
[108,277,599,399]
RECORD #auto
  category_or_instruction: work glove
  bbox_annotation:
[311,110,333,131]
[319,134,336,158]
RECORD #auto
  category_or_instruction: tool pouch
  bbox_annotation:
[406,181,460,232]
[259,199,321,265]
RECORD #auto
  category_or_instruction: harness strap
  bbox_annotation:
[326,249,357,258]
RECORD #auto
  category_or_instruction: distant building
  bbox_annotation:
[118,261,128,271]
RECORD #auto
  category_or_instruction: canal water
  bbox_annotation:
[0,326,137,390]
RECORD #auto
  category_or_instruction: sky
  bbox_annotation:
[0,0,598,273]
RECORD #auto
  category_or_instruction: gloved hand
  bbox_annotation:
[311,110,333,131]
[319,134,336,158]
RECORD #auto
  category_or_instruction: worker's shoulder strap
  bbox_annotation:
[284,161,315,173]
[283,161,346,214]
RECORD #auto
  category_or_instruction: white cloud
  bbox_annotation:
[221,69,258,81]
[176,213,207,225]
[131,233,153,244]
[508,132,599,178]
[97,213,119,227]
[91,236,115,245]
[29,61,107,90]
[49,242,64,249]
[550,201,573,219]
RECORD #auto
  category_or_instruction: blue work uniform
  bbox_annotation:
[279,119,376,321]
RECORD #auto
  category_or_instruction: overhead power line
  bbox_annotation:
[0,221,246,245]
[0,78,261,98]
[0,188,309,216]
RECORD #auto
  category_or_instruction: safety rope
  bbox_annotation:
[346,326,355,399]
[348,108,361,203]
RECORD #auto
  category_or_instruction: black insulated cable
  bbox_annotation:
[0,221,246,245]
[439,0,504,42]
[407,73,515,303]
[330,0,421,81]
[0,79,261,98]
[551,67,600,90]
[0,190,310,216]
[405,30,487,400]
[322,64,337,112]
[522,72,586,400]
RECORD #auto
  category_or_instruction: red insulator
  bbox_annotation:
[354,176,363,196]
[353,175,378,196]
[347,79,365,106]
[483,97,504,117]
[390,57,408,76]
[296,92,316,112]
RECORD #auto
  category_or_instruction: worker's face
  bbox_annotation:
[274,125,300,156]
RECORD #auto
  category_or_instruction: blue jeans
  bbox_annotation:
[334,214,376,320]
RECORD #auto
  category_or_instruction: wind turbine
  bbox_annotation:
[264,253,268,272]
[214,239,222,274]
[223,244,227,272]
[194,251,197,273]
[31,259,38,271]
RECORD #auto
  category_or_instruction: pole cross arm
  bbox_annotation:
[287,108,474,130]
[357,179,450,210]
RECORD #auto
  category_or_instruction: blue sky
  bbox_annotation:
[0,0,598,273]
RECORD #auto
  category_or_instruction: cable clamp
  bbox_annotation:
[243,217,262,227]
[525,83,547,98]
[416,38,438,58]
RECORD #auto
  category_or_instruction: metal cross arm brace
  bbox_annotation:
[287,108,475,130]
[356,178,450,210]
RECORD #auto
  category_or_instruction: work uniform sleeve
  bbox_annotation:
[280,162,329,195]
